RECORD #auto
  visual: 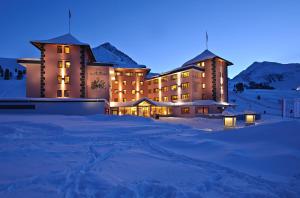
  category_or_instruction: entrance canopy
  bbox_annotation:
[110,98,173,117]
[110,97,174,108]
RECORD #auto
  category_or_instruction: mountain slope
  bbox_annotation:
[231,61,300,90]
[92,42,146,68]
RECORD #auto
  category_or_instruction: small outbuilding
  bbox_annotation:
[222,109,237,128]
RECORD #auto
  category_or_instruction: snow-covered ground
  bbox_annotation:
[0,79,25,98]
[229,89,300,116]
[0,114,299,197]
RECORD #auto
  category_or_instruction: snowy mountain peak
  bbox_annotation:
[231,61,300,90]
[92,43,146,68]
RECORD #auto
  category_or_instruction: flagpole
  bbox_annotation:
[68,9,71,34]
[206,31,208,50]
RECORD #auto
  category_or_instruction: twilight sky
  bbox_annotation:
[0,0,299,78]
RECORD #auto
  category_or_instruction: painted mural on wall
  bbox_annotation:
[87,67,110,99]
[91,79,106,90]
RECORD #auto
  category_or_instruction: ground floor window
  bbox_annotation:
[112,105,172,117]
[196,106,209,114]
[64,90,70,97]
[57,90,62,97]
[181,107,190,114]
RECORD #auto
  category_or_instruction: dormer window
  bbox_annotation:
[57,46,63,53]
[64,46,70,54]
[197,62,205,67]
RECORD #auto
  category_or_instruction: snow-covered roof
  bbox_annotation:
[146,72,160,79]
[92,42,147,69]
[146,65,204,79]
[31,33,96,62]
[244,110,256,114]
[110,98,232,108]
[222,108,239,116]
[31,33,89,46]
[0,58,25,70]
[0,98,108,103]
[182,49,233,67]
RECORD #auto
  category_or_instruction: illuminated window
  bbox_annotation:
[132,99,136,101]
[181,107,190,114]
[171,74,177,80]
[148,89,152,94]
[57,46,63,53]
[220,77,224,85]
[181,82,189,90]
[132,81,136,85]
[181,93,190,100]
[64,76,70,84]
[197,62,205,67]
[140,90,144,94]
[163,96,168,102]
[181,71,190,78]
[132,90,136,94]
[202,83,206,89]
[154,88,159,93]
[114,98,118,102]
[114,80,118,85]
[116,72,122,76]
[64,46,70,54]
[154,79,159,84]
[125,72,133,76]
[65,61,71,68]
[224,117,236,128]
[123,81,127,85]
[162,86,168,92]
[57,75,62,84]
[64,90,70,97]
[114,89,119,94]
[58,61,63,68]
[202,73,205,78]
[245,114,255,124]
[123,90,127,94]
[137,72,144,77]
[171,85,177,91]
[57,90,62,97]
[171,95,178,101]
[123,98,127,102]
[162,77,168,82]
[140,81,144,85]
[154,97,159,102]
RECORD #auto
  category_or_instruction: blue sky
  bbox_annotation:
[0,0,299,78]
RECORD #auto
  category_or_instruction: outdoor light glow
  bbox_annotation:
[177,72,181,102]
[136,76,140,100]
[60,68,66,98]
[158,77,162,101]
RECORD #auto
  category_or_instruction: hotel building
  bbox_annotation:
[18,33,233,117]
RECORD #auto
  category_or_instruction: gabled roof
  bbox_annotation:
[30,33,95,62]
[31,33,89,47]
[182,49,233,67]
